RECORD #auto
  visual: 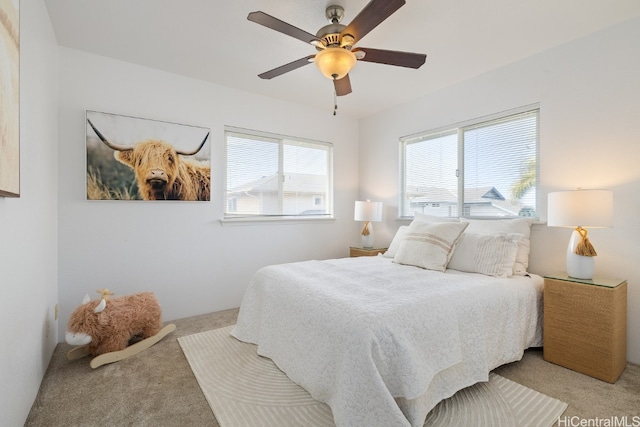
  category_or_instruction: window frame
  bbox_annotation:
[399,105,540,220]
[223,126,334,223]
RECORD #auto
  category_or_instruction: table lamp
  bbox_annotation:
[547,189,613,279]
[354,200,383,249]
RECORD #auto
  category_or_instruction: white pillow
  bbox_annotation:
[448,233,522,277]
[460,218,533,275]
[393,221,469,272]
[383,226,409,258]
[384,215,459,258]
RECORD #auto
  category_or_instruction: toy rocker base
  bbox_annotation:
[66,323,176,369]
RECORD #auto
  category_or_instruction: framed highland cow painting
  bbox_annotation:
[0,0,20,197]
[86,110,211,201]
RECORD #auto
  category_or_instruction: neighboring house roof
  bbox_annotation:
[466,187,505,201]
[227,173,327,196]
[408,186,525,216]
[408,186,505,203]
[406,186,457,203]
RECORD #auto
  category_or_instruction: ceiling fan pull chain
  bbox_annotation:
[333,90,338,116]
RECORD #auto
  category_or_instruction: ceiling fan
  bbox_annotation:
[247,0,427,97]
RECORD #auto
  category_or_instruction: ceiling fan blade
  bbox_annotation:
[248,11,322,46]
[258,55,315,80]
[341,0,405,43]
[334,74,352,96]
[355,47,426,69]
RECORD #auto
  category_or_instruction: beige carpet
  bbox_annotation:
[179,326,568,427]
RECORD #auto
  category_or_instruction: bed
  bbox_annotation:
[232,217,541,427]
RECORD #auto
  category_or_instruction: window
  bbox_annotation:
[224,127,333,219]
[400,107,539,219]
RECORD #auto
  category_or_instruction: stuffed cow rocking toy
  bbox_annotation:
[66,289,175,368]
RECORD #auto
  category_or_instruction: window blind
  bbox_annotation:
[225,129,333,218]
[463,111,538,218]
[401,108,539,219]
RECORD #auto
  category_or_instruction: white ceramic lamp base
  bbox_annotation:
[361,222,374,249]
[566,229,595,279]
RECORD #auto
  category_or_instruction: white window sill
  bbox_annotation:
[220,216,335,226]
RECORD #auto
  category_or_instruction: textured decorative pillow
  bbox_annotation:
[460,218,533,275]
[384,215,459,258]
[393,221,469,272]
[448,233,523,277]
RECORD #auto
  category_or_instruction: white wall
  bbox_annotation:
[6,7,637,425]
[0,0,59,425]
[359,17,640,363]
[57,48,360,338]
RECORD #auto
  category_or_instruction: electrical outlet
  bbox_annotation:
[55,304,58,321]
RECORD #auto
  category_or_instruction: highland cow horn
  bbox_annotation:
[82,294,91,304]
[87,119,133,152]
[175,132,209,156]
[93,298,107,313]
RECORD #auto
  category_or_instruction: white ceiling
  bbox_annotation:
[43,0,640,119]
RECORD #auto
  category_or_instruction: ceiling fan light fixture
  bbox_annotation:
[340,34,355,48]
[314,47,356,80]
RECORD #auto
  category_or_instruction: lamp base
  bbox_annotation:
[566,229,595,279]
[361,222,374,249]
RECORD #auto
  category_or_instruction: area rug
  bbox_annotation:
[179,326,567,427]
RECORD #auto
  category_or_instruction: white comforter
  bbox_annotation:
[232,256,543,427]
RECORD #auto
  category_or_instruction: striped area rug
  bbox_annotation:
[179,326,567,427]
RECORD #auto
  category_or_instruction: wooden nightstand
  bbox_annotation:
[543,273,627,383]
[349,247,387,257]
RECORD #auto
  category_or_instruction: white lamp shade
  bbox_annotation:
[354,200,382,222]
[547,189,613,228]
